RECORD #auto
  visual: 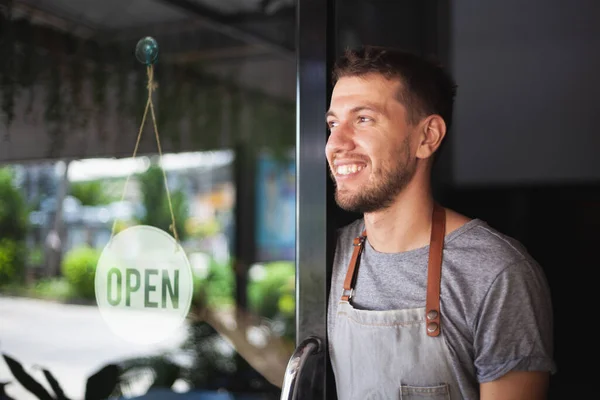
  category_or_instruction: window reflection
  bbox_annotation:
[0,0,296,399]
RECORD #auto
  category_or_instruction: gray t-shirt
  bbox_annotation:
[328,217,556,398]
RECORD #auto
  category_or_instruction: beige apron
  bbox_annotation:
[330,204,464,399]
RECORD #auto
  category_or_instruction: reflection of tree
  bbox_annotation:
[44,161,70,278]
[138,165,189,242]
[0,168,29,285]
[0,168,29,241]
[69,181,116,206]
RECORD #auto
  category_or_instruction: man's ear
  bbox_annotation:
[415,115,446,160]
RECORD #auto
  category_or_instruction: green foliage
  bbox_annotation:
[193,259,296,338]
[0,238,26,285]
[2,17,296,157]
[33,278,73,301]
[69,180,116,206]
[0,168,29,285]
[138,165,189,242]
[61,246,101,299]
[248,261,295,318]
[248,261,295,339]
[27,245,44,267]
[193,258,235,307]
[0,167,29,241]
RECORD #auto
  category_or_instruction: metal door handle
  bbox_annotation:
[280,336,323,399]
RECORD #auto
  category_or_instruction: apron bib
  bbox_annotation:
[330,204,463,399]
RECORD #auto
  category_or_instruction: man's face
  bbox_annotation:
[325,73,418,213]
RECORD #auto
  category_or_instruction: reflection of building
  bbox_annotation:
[18,151,238,275]
[255,152,296,262]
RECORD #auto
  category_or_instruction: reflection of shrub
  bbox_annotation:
[138,165,189,241]
[0,239,26,285]
[34,278,73,300]
[248,261,295,338]
[61,246,101,299]
[0,168,28,285]
[248,261,294,318]
[193,258,296,339]
[27,245,44,267]
[69,180,116,206]
[186,218,221,238]
[0,168,29,242]
[194,258,235,307]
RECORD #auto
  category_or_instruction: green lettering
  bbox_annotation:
[145,269,159,308]
[162,269,179,309]
[107,268,121,306]
[126,269,141,307]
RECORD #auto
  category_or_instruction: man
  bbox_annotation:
[325,46,556,400]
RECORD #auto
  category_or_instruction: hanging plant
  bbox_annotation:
[129,63,147,124]
[155,63,185,150]
[178,70,193,147]
[205,81,223,149]
[229,86,242,142]
[116,43,133,131]
[16,17,38,121]
[91,42,108,141]
[189,75,208,148]
[155,63,172,147]
[67,37,88,133]
[0,2,17,131]
[44,60,65,157]
[249,92,294,160]
[40,27,70,157]
[165,65,188,151]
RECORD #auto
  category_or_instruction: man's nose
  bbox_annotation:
[326,124,355,154]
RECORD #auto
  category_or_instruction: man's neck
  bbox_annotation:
[363,183,434,253]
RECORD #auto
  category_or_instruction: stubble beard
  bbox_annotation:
[332,139,416,214]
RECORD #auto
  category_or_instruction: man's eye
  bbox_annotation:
[358,116,372,123]
[328,121,339,128]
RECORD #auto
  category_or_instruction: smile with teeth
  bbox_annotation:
[336,164,365,175]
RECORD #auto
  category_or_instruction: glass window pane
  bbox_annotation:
[0,1,296,399]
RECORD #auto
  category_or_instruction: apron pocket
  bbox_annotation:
[399,383,450,399]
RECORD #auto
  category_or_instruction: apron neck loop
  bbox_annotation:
[425,203,446,337]
[341,231,366,301]
[339,203,447,337]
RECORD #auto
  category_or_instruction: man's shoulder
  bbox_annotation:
[446,218,539,276]
[336,218,365,244]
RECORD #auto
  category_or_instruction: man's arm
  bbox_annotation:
[473,259,555,397]
[480,370,549,400]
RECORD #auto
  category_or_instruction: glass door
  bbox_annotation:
[0,1,297,399]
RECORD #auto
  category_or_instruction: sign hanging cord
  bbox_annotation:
[109,65,179,243]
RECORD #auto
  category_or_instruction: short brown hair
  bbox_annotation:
[332,46,457,130]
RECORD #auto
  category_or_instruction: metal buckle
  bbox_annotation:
[353,236,365,247]
[342,288,354,300]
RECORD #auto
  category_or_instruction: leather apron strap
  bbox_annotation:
[340,203,446,337]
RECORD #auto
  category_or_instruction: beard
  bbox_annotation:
[332,139,416,214]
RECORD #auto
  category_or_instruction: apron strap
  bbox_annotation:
[425,203,446,337]
[339,203,447,337]
[341,231,366,301]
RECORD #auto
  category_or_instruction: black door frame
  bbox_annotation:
[296,0,337,398]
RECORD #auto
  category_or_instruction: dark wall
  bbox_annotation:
[448,2,600,396]
[331,1,599,398]
[441,184,600,399]
[451,0,600,185]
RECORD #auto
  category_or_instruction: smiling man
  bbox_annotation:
[326,47,556,400]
